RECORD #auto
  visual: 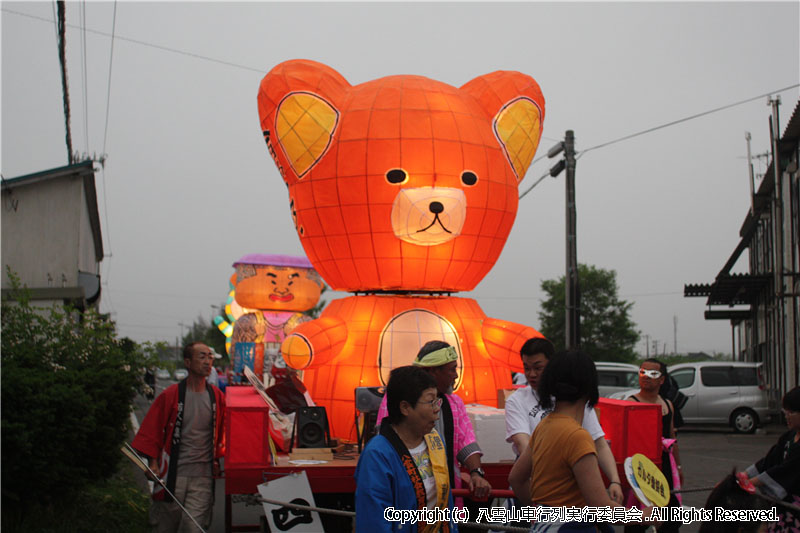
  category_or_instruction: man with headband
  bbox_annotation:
[377,341,492,501]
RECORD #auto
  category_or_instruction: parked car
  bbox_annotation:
[596,362,639,397]
[610,361,774,434]
[155,368,171,380]
[173,368,188,380]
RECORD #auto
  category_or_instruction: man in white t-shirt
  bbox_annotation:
[504,337,624,503]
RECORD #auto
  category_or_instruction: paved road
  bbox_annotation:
[131,389,788,533]
[670,423,785,533]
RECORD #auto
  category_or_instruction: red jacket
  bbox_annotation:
[132,380,225,500]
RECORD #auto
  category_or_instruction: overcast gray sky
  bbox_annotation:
[2,1,798,356]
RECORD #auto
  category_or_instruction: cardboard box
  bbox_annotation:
[289,448,334,461]
[497,385,525,409]
[466,404,515,463]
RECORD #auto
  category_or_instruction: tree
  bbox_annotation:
[538,263,640,363]
[1,270,159,519]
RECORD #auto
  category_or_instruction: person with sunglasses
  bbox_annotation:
[355,365,457,533]
[624,358,682,533]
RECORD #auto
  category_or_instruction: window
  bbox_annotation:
[701,367,734,387]
[597,370,639,388]
[733,367,758,386]
[671,368,695,389]
[598,372,622,387]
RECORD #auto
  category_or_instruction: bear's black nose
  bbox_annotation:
[429,201,444,214]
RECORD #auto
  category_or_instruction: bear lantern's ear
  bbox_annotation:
[258,60,350,182]
[460,71,545,183]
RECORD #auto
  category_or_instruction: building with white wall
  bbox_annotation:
[1,160,103,310]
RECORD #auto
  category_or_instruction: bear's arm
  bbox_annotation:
[280,315,348,371]
[481,317,544,373]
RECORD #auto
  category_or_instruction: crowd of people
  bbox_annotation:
[131,338,800,533]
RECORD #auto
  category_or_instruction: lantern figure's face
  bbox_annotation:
[258,60,545,292]
[233,263,322,312]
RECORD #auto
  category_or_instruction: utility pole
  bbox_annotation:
[745,132,756,216]
[768,96,785,387]
[673,315,678,354]
[644,334,650,358]
[546,130,580,349]
[564,130,580,349]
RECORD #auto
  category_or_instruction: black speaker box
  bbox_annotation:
[295,406,331,448]
[355,386,385,413]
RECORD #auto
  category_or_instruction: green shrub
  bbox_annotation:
[1,466,150,533]
[1,273,155,519]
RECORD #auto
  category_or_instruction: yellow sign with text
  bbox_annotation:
[631,453,670,507]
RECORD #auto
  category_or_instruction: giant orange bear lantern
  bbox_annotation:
[258,60,545,439]
[229,254,323,385]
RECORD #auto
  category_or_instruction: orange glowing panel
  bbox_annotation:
[258,60,544,292]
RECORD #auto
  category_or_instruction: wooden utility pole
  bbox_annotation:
[546,131,580,350]
[564,130,580,349]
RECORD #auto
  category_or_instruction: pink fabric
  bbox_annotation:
[662,437,682,504]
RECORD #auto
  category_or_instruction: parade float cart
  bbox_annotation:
[224,386,515,532]
[224,388,661,532]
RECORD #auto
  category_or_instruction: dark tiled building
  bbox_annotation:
[685,99,800,403]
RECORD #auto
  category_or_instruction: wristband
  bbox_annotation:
[609,481,621,486]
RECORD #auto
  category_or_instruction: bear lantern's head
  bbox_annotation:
[258,60,544,293]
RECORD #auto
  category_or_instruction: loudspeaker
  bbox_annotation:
[355,387,385,413]
[354,387,385,453]
[294,406,331,448]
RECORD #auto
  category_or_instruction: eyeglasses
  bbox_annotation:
[418,397,443,409]
[639,369,663,379]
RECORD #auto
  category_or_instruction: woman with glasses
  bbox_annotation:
[745,386,800,532]
[624,358,682,533]
[355,365,457,533]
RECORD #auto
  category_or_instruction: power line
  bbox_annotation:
[578,83,800,157]
[99,0,117,307]
[521,83,800,200]
[101,1,117,157]
[3,7,263,73]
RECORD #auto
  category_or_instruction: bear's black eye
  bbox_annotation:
[461,171,478,186]
[386,168,408,184]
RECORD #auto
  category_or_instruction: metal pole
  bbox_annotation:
[673,315,678,354]
[768,97,784,394]
[745,132,756,216]
[564,130,580,349]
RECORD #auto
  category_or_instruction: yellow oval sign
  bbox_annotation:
[631,453,670,507]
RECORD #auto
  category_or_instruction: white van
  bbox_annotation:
[668,361,773,434]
